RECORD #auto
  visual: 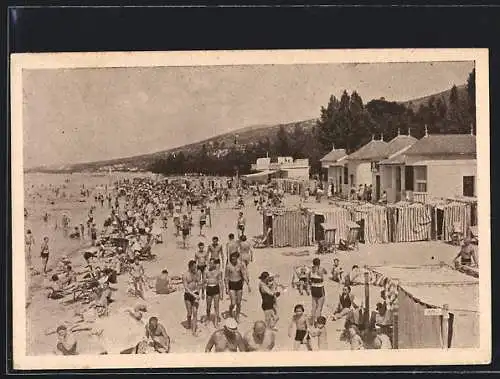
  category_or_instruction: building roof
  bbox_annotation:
[320,148,347,163]
[384,134,418,157]
[404,134,476,156]
[347,139,388,161]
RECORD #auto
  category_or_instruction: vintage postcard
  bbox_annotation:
[11,49,490,369]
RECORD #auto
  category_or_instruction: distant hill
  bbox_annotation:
[28,83,469,174]
[401,84,468,112]
[27,119,317,173]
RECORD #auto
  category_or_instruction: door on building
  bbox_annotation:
[395,167,402,202]
[375,175,380,200]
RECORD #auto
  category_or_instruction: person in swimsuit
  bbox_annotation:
[308,316,328,350]
[238,235,253,268]
[183,260,202,336]
[453,238,478,267]
[199,209,207,237]
[195,242,209,291]
[208,236,224,270]
[145,316,170,353]
[54,325,78,355]
[243,320,276,351]
[288,304,312,351]
[181,215,191,249]
[332,285,357,320]
[40,236,50,274]
[225,252,250,323]
[226,234,239,264]
[130,257,145,299]
[308,258,327,323]
[258,272,280,330]
[293,265,310,296]
[204,258,224,327]
[236,212,246,238]
[205,318,246,352]
[25,229,35,270]
[331,258,344,283]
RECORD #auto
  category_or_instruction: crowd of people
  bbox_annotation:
[24,174,476,355]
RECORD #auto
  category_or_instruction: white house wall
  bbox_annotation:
[425,160,477,198]
[283,167,310,180]
[347,161,373,187]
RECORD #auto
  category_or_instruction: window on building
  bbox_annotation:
[344,167,348,184]
[414,166,427,193]
[463,176,475,197]
[405,166,414,191]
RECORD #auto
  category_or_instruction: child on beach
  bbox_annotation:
[348,325,365,350]
[25,229,35,270]
[288,304,312,351]
[308,316,328,350]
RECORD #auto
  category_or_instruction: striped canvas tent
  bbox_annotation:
[263,208,311,247]
[308,206,351,244]
[388,203,433,243]
[442,202,472,242]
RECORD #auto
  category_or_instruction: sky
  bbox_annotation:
[22,61,474,168]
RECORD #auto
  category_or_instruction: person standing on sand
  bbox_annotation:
[225,252,250,323]
[199,208,207,237]
[130,257,145,299]
[236,212,246,238]
[205,318,246,352]
[208,236,224,271]
[226,233,239,264]
[243,321,276,351]
[183,260,202,336]
[308,258,327,324]
[204,257,224,327]
[195,242,209,293]
[40,236,50,274]
[25,230,35,270]
[238,235,253,269]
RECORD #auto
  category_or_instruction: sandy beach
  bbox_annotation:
[23,172,466,356]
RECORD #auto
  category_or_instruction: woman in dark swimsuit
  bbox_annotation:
[308,258,327,324]
[259,272,279,330]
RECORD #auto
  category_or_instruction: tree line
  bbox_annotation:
[150,69,476,176]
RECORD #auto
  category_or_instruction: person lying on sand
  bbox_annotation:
[54,325,78,355]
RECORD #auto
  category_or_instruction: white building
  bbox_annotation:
[320,144,348,194]
[249,156,310,181]
[379,133,477,202]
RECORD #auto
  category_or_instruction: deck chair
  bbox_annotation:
[450,222,463,246]
[338,222,360,251]
[253,228,272,248]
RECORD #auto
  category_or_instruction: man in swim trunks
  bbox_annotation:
[54,325,78,355]
[225,252,250,323]
[204,257,224,327]
[205,318,246,352]
[181,214,191,249]
[199,208,207,237]
[145,316,170,353]
[226,233,239,264]
[183,260,202,336]
[238,235,253,268]
[195,242,209,293]
[207,236,224,270]
[243,320,275,351]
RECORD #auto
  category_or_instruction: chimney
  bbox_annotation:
[424,125,428,137]
[332,143,335,151]
[380,133,384,141]
[408,127,411,137]
[372,134,375,141]
[397,128,401,136]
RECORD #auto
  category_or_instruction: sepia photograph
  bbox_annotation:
[10,49,490,369]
